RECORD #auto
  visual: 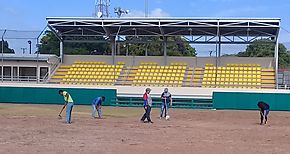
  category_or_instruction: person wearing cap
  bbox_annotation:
[160,88,172,119]
[140,88,153,123]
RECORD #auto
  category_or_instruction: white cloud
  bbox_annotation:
[124,10,145,17]
[150,8,169,17]
[124,8,169,17]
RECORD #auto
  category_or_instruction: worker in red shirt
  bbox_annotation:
[140,88,153,123]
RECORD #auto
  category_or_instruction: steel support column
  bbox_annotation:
[164,37,167,65]
[1,29,6,82]
[60,41,64,63]
[111,40,115,64]
[274,33,279,89]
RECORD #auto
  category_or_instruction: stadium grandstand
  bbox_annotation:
[46,17,279,89]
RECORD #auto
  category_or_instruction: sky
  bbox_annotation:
[0,0,290,56]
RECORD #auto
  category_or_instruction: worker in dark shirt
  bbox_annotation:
[160,88,172,119]
[257,101,270,125]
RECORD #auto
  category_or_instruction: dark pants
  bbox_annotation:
[260,109,270,124]
[141,105,152,122]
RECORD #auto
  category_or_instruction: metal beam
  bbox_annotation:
[47,24,62,41]
[274,30,280,89]
[60,41,64,63]
[1,29,7,82]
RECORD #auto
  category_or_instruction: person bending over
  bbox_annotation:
[257,101,270,125]
[58,90,74,124]
[92,96,105,119]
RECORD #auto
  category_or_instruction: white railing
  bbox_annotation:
[2,76,37,82]
[43,57,61,83]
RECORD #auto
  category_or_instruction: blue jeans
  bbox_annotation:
[92,104,102,118]
[160,102,169,117]
[66,103,74,123]
[265,109,269,117]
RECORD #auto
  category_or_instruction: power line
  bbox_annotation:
[281,27,290,34]
[0,29,41,33]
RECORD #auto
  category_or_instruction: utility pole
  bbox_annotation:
[145,0,148,17]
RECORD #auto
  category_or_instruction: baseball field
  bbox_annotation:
[1,103,290,154]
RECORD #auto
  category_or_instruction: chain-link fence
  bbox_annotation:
[0,28,60,83]
[0,29,44,55]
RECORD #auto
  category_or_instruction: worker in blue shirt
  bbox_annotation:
[92,96,105,119]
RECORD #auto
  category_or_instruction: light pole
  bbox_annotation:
[145,0,148,17]
[28,40,32,54]
[1,29,7,82]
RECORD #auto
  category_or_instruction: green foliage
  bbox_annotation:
[39,31,111,55]
[0,40,14,53]
[119,36,196,56]
[39,31,196,57]
[237,39,290,68]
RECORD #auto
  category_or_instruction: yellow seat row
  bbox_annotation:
[135,76,184,81]
[64,75,118,79]
[139,65,186,70]
[204,74,261,78]
[69,68,122,72]
[63,78,116,82]
[136,72,184,77]
[137,69,186,73]
[204,70,261,74]
[203,78,261,82]
[205,67,261,71]
[72,64,124,69]
[67,70,121,74]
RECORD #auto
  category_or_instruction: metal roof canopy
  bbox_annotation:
[47,17,280,44]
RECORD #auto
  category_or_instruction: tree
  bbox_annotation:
[237,39,290,68]
[39,31,111,55]
[39,31,196,57]
[119,36,196,56]
[0,40,14,53]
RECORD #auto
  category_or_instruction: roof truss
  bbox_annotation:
[47,17,280,44]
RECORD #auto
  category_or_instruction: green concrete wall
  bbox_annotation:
[0,87,116,105]
[213,92,290,111]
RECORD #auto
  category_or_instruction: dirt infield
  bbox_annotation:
[1,104,290,154]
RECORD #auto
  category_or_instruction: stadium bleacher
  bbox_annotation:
[50,61,276,89]
[132,62,186,87]
[58,61,124,85]
[202,64,262,89]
